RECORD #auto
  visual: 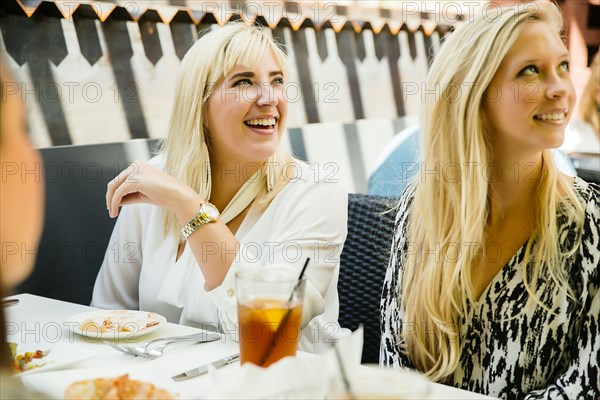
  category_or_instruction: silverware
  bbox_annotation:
[105,341,139,356]
[127,333,221,360]
[1,299,19,308]
[105,332,221,359]
[171,353,240,381]
[126,332,221,357]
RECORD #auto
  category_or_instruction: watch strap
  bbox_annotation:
[180,203,218,239]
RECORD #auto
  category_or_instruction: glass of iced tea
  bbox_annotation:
[235,268,306,368]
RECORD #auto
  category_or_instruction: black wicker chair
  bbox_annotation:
[16,139,160,305]
[338,193,397,364]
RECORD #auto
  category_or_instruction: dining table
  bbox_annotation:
[4,293,496,399]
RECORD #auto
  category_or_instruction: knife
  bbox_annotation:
[171,353,240,381]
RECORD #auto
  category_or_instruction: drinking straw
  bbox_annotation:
[258,258,310,366]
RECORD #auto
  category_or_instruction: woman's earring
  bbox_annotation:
[267,153,276,192]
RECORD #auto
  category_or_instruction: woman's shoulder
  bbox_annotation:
[281,159,347,197]
[571,178,600,276]
[284,159,334,183]
[265,160,348,220]
[392,183,417,225]
[573,177,600,211]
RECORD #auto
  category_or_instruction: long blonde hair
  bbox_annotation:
[400,2,584,381]
[161,22,293,236]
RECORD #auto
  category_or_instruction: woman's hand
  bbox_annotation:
[106,160,198,218]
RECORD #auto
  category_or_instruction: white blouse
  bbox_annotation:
[91,156,349,353]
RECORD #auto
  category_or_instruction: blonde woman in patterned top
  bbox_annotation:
[380,2,599,399]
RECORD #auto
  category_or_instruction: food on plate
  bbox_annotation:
[67,310,166,339]
[77,311,161,334]
[9,342,50,373]
[65,374,174,400]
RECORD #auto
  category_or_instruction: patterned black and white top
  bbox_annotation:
[380,177,600,400]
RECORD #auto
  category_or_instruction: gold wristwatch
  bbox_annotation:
[180,202,220,239]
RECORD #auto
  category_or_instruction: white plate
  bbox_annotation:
[10,341,95,376]
[20,365,185,399]
[65,310,167,340]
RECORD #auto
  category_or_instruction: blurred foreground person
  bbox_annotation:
[0,59,46,398]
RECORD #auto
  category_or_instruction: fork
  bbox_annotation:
[105,341,141,357]
[133,339,193,359]
[126,332,221,355]
[105,332,221,358]
[130,333,221,360]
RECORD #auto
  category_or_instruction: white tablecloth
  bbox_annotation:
[4,293,494,399]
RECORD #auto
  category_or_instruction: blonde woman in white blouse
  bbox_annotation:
[91,23,348,353]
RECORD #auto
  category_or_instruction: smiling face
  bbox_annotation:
[206,51,288,167]
[482,21,576,156]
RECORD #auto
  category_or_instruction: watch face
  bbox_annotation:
[203,203,220,220]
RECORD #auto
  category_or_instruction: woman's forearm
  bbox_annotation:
[171,188,239,290]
